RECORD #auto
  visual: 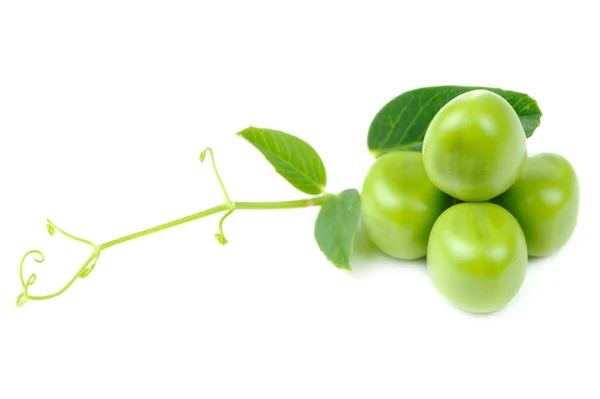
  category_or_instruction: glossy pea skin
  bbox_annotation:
[427,203,527,313]
[493,153,579,257]
[361,151,453,260]
[422,89,527,201]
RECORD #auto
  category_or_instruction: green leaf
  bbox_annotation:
[368,86,543,157]
[314,189,361,270]
[237,126,327,195]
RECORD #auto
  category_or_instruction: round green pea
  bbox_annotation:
[422,89,527,201]
[493,153,579,257]
[361,151,453,260]
[427,202,528,313]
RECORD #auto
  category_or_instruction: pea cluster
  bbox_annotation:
[361,90,579,313]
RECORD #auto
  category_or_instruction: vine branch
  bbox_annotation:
[16,147,330,306]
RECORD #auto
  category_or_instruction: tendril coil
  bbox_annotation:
[17,147,242,306]
[215,209,235,245]
[200,147,236,245]
[16,219,100,307]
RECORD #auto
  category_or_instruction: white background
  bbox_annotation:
[1,1,598,398]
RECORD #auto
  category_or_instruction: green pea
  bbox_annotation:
[423,89,527,201]
[361,151,453,260]
[493,153,579,257]
[427,203,528,313]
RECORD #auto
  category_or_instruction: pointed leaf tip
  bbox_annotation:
[314,189,361,270]
[237,127,327,195]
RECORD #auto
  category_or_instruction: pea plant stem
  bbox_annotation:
[17,144,333,306]
[98,195,330,250]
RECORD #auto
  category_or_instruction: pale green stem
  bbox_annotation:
[99,204,230,250]
[99,195,330,250]
[235,197,329,210]
[17,195,330,306]
[16,144,332,306]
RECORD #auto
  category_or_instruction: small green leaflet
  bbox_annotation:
[314,189,361,270]
[237,127,327,195]
[368,86,543,157]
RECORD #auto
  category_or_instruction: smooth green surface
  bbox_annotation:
[427,203,528,313]
[368,85,542,156]
[493,153,579,257]
[315,189,361,270]
[237,126,327,195]
[422,89,527,201]
[361,151,453,260]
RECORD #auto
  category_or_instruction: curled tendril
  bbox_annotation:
[18,145,243,306]
[200,147,238,244]
[200,147,233,206]
[79,255,98,278]
[16,219,100,307]
[199,148,209,163]
[215,209,235,245]
[199,146,239,244]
